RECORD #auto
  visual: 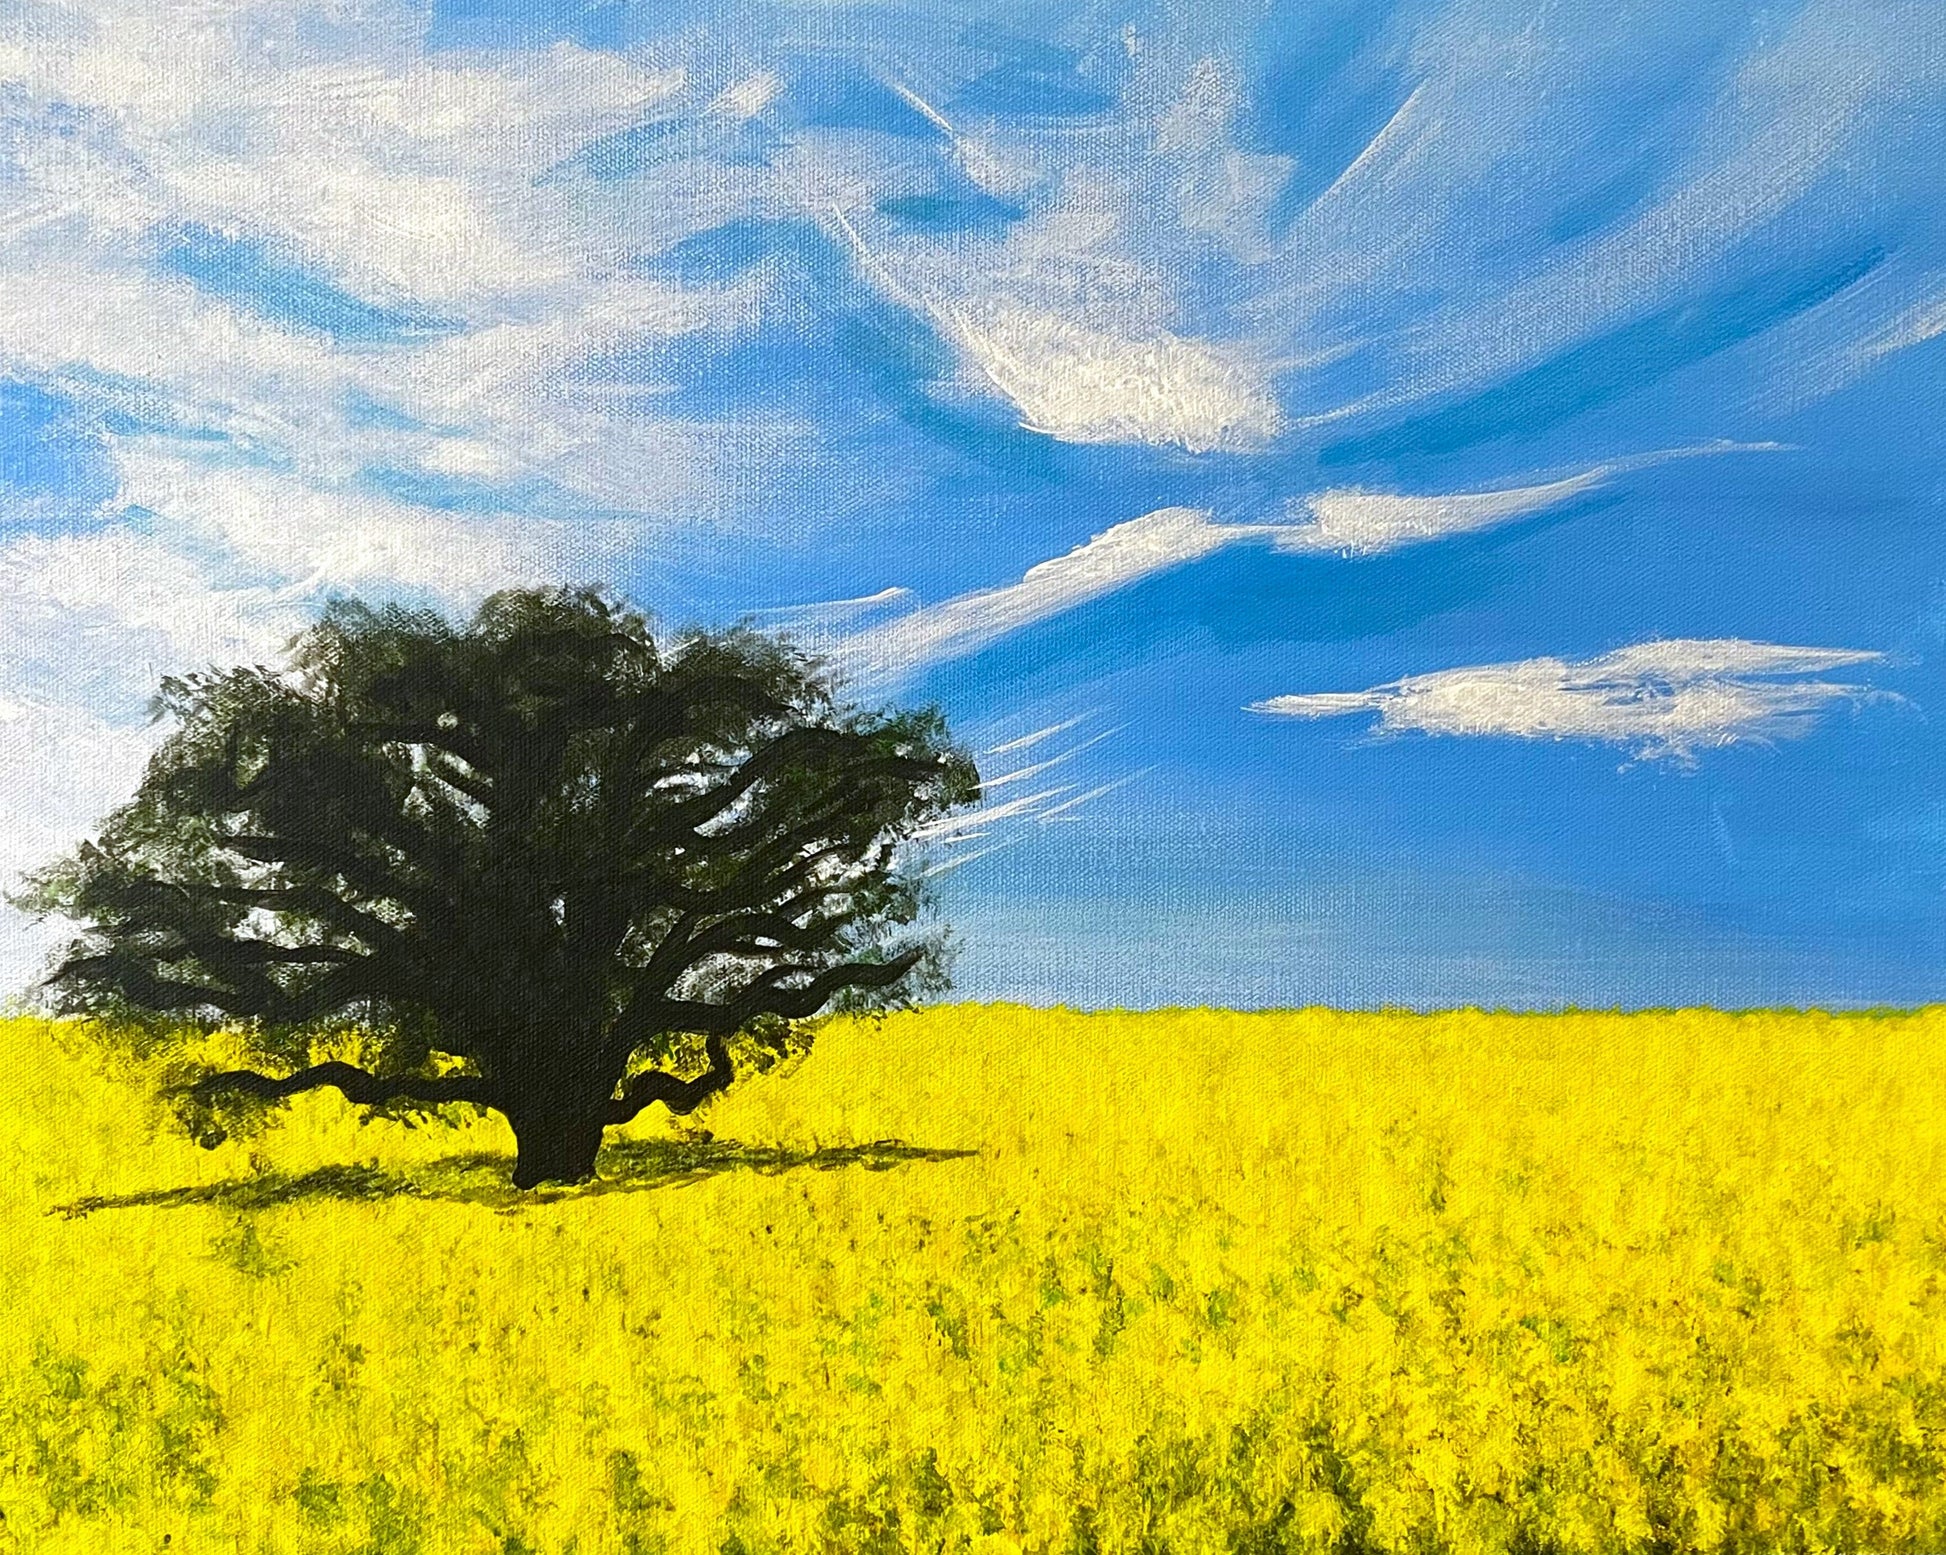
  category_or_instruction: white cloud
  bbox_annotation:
[5,1,681,307]
[711,71,782,121]
[984,715,1092,756]
[0,527,296,715]
[827,445,1776,682]
[788,39,1295,456]
[1249,639,1888,762]
[0,697,159,867]
[941,304,1283,452]
[0,0,735,543]
[111,444,637,609]
[904,712,1138,878]
[1260,0,1937,428]
[1284,470,1612,555]
[1849,280,1946,372]
[838,507,1275,681]
[1279,442,1781,555]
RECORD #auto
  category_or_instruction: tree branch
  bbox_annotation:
[225,833,440,913]
[676,755,937,866]
[606,1031,734,1124]
[189,1060,498,1110]
[638,948,925,1038]
[628,902,850,1001]
[634,726,854,843]
[343,717,496,774]
[46,954,240,1015]
[166,937,367,968]
[198,880,410,952]
[416,749,495,809]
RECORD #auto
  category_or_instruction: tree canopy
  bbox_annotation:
[23,585,979,1185]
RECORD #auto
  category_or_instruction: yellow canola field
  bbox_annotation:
[3,1005,1946,1555]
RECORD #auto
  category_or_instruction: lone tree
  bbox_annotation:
[23,585,978,1187]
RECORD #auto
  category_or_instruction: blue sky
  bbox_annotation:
[1,0,1942,1007]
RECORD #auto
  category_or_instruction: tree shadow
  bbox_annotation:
[49,1135,979,1219]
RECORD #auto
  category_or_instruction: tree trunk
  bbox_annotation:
[507,1108,609,1189]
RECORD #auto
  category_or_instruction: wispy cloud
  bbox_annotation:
[822,193,1284,454]
[1249,639,1889,763]
[984,715,1092,757]
[1851,283,1946,370]
[1259,0,1938,430]
[978,725,1121,790]
[941,304,1284,453]
[3,0,680,307]
[0,0,706,455]
[111,445,637,609]
[906,712,1138,878]
[747,588,920,636]
[832,445,1776,682]
[1033,772,1147,822]
[917,768,1145,875]
[837,507,1269,681]
[1278,443,1781,555]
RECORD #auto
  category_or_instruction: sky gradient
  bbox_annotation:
[1,0,1942,1008]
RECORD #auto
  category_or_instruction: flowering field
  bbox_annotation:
[3,1004,1945,1554]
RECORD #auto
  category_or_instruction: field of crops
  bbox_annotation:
[3,1005,1946,1554]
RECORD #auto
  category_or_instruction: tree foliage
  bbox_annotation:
[22,585,979,1185]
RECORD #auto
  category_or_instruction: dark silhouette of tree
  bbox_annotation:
[22,585,979,1187]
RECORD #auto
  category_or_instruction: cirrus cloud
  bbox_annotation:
[1277,443,1782,556]
[834,507,1249,683]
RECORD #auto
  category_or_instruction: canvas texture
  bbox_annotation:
[0,2,1942,1550]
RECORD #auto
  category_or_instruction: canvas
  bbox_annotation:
[2,2,1943,1550]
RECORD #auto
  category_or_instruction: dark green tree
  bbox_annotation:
[22,585,978,1187]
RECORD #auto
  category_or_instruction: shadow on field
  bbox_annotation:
[50,1136,978,1219]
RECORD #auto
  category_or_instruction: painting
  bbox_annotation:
[2,1,1943,1550]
